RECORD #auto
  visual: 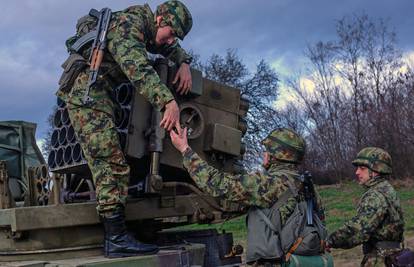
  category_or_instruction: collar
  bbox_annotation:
[266,162,299,177]
[363,176,386,189]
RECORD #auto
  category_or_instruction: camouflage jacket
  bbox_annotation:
[182,148,324,225]
[328,178,404,249]
[62,4,192,111]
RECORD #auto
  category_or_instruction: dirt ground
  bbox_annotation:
[237,234,414,266]
[332,233,414,267]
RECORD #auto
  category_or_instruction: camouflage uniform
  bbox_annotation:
[327,147,404,267]
[56,2,192,215]
[182,128,324,266]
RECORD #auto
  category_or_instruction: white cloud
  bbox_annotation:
[274,84,297,110]
[36,138,45,156]
[270,57,292,78]
[401,50,414,72]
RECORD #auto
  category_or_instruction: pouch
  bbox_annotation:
[58,53,87,93]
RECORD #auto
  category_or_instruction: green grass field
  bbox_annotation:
[180,180,414,243]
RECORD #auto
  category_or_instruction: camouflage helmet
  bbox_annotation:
[352,147,392,175]
[156,0,193,40]
[262,128,306,163]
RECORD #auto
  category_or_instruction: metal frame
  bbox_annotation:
[0,195,239,232]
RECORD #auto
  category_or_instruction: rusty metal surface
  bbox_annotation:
[27,165,51,206]
[0,160,14,209]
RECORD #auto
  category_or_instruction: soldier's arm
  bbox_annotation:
[106,16,174,111]
[182,148,285,207]
[153,41,192,94]
[327,191,387,249]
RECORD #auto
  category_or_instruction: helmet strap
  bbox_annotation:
[159,18,169,28]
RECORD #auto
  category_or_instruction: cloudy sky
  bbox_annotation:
[1,0,413,142]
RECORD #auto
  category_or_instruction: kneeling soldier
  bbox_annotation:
[171,127,327,266]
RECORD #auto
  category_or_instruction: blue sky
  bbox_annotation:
[1,0,413,142]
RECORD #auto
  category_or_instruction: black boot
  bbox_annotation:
[101,211,159,258]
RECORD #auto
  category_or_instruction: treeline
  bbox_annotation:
[278,14,414,182]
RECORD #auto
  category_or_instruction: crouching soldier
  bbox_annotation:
[327,147,405,266]
[171,127,332,266]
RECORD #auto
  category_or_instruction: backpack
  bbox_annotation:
[254,176,329,263]
[65,11,98,54]
[58,11,99,94]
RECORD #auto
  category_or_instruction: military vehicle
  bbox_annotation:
[0,59,249,266]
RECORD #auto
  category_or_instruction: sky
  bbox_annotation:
[1,0,413,143]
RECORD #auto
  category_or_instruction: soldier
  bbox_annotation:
[56,1,193,258]
[326,147,405,266]
[170,127,325,266]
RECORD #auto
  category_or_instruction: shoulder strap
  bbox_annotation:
[256,183,296,233]
[257,208,278,233]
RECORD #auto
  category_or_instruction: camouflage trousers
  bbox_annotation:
[58,71,129,215]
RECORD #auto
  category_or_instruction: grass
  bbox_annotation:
[178,180,414,242]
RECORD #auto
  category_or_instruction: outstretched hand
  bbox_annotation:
[170,126,189,154]
[160,100,180,131]
[173,63,192,95]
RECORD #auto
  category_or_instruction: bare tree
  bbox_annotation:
[199,49,280,167]
[283,13,414,181]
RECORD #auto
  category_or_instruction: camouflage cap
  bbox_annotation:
[352,147,392,175]
[262,128,306,163]
[156,0,193,40]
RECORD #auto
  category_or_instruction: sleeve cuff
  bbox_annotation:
[157,91,175,112]
[182,147,193,157]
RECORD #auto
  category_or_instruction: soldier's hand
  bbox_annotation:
[160,100,180,131]
[170,126,189,154]
[325,241,332,253]
[173,63,192,95]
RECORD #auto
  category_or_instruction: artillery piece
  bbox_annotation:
[0,60,249,266]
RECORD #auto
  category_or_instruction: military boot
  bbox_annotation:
[101,210,159,258]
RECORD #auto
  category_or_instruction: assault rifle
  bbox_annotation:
[299,171,316,226]
[82,8,112,105]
